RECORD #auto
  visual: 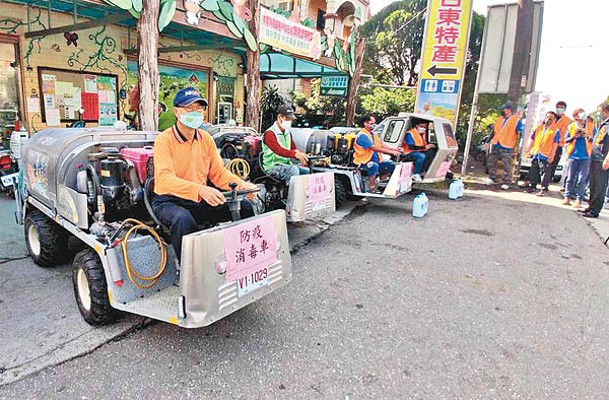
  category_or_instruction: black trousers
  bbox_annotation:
[588,161,609,216]
[529,158,552,190]
[151,194,255,260]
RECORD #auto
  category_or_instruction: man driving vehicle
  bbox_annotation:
[353,114,402,193]
[152,87,258,260]
[401,121,436,182]
[262,105,310,185]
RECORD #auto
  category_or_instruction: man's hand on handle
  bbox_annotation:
[294,150,309,164]
[199,185,226,206]
[239,181,259,200]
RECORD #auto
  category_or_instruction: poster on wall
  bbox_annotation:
[38,68,118,124]
[127,60,209,131]
[84,74,98,93]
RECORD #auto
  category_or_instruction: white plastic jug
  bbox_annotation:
[412,193,428,218]
[456,179,464,198]
[448,180,459,200]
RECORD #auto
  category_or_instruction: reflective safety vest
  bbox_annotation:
[262,122,292,172]
[401,128,427,154]
[492,116,519,149]
[553,115,572,147]
[565,122,593,158]
[353,128,381,165]
[530,124,558,160]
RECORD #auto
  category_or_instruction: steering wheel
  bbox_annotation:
[220,182,261,222]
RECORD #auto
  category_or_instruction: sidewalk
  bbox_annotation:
[0,197,361,386]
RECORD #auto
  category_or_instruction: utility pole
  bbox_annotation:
[245,0,261,130]
[137,0,160,131]
[508,0,534,105]
[508,0,534,184]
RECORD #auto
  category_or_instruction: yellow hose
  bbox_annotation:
[227,158,250,179]
[121,218,167,289]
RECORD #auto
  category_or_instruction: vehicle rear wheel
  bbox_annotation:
[24,210,69,267]
[335,177,348,206]
[72,249,123,326]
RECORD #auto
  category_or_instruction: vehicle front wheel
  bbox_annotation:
[72,249,123,326]
[24,210,69,267]
[334,177,348,206]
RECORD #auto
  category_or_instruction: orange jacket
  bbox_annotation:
[353,128,381,165]
[529,124,558,161]
[552,115,572,147]
[401,128,427,154]
[492,116,519,149]
[153,125,244,202]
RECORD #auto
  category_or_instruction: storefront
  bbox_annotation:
[0,0,246,132]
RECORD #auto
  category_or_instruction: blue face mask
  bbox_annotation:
[179,111,204,129]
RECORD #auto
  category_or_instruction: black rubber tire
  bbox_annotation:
[334,176,348,207]
[72,249,123,326]
[24,210,69,267]
[552,175,561,183]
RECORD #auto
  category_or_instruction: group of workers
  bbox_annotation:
[151,87,441,258]
[488,100,609,218]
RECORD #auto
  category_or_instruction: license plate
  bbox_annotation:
[311,201,326,211]
[236,267,269,297]
[1,173,18,187]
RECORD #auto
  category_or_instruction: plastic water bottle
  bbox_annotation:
[448,180,459,200]
[456,179,464,198]
[412,193,428,218]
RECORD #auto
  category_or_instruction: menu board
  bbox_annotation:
[38,67,119,125]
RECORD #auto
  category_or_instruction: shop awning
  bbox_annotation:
[5,0,248,54]
[260,52,347,79]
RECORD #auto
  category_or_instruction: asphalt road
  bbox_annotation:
[1,191,609,399]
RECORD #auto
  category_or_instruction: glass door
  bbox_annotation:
[0,41,22,148]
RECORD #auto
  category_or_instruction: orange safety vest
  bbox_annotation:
[530,124,558,160]
[401,128,427,154]
[492,116,519,149]
[565,122,593,158]
[553,115,572,147]
[353,128,381,165]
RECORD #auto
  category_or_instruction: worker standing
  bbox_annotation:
[580,103,609,218]
[524,111,559,196]
[563,109,593,208]
[487,104,524,190]
[549,101,572,181]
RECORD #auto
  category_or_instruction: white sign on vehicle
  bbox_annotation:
[236,267,269,297]
[1,173,18,187]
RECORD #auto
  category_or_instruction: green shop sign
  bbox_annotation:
[320,76,348,96]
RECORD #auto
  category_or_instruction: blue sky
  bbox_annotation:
[370,0,609,113]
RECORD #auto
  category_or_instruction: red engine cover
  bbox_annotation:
[120,147,154,184]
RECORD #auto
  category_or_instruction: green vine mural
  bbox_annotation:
[0,7,48,68]
[102,0,176,32]
[208,54,235,77]
[66,25,129,114]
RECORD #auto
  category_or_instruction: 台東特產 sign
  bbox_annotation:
[415,0,473,126]
[260,8,322,59]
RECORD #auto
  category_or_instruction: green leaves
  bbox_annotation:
[201,0,219,12]
[158,0,176,32]
[242,25,257,52]
[103,0,133,10]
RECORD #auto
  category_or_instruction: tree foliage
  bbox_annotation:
[292,79,347,126]
[360,0,426,86]
[261,85,286,131]
[359,87,414,120]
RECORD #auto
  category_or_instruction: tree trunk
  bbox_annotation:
[245,0,261,131]
[137,0,160,131]
[346,35,365,126]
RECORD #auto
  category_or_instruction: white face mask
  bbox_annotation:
[280,120,292,130]
[417,127,426,134]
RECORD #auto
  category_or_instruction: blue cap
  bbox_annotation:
[173,87,208,108]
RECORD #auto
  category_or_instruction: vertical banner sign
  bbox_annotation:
[415,0,473,127]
